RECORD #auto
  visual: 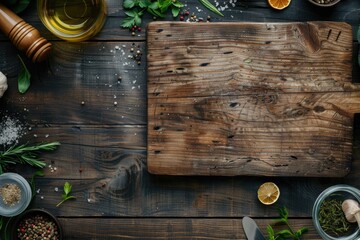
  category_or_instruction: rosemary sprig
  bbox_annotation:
[198,0,224,17]
[0,142,61,174]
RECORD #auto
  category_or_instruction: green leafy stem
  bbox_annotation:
[0,142,61,174]
[267,206,308,240]
[121,0,184,28]
[121,0,223,29]
[56,182,76,207]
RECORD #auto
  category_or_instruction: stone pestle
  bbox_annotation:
[0,4,51,62]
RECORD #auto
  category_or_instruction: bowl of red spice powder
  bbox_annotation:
[0,173,32,217]
[11,208,63,240]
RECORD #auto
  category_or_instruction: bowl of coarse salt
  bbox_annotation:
[0,173,32,217]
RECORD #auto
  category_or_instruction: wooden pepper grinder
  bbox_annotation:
[0,3,51,62]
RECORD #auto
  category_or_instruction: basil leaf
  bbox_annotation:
[17,55,31,94]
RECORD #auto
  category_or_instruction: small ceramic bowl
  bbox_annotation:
[308,0,341,7]
[11,209,63,240]
[312,184,360,240]
[0,173,32,217]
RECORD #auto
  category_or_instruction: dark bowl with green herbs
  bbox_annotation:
[11,208,63,240]
[312,185,360,240]
[308,0,341,7]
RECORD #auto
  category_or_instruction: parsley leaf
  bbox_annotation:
[56,182,76,207]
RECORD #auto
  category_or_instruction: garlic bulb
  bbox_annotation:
[0,71,8,98]
[342,199,360,228]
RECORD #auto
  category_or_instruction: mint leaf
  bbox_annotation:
[124,0,136,8]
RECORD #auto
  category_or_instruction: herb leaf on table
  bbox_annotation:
[56,182,76,207]
[266,206,308,240]
[17,55,31,94]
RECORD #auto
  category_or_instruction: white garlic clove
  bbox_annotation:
[342,199,360,223]
[0,71,8,98]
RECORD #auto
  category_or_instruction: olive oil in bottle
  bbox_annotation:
[38,0,107,42]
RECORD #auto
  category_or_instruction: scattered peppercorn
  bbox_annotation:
[17,214,60,240]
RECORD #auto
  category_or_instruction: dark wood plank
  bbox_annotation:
[147,21,356,177]
[55,218,319,239]
[23,176,358,217]
[0,42,147,124]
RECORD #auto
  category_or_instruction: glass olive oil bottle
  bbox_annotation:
[38,0,107,42]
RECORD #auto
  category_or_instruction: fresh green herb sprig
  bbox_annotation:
[17,55,31,94]
[198,0,223,16]
[56,182,76,207]
[0,142,61,174]
[319,199,351,236]
[267,206,308,240]
[121,0,184,29]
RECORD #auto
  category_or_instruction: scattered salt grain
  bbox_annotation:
[0,116,25,145]
[54,187,59,192]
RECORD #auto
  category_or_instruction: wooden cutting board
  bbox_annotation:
[147,21,360,177]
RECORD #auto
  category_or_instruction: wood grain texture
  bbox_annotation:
[147,21,356,177]
[0,42,146,124]
[57,218,319,239]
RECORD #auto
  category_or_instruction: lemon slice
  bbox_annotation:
[268,0,291,10]
[257,182,280,205]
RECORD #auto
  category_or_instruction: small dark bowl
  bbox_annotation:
[308,0,341,7]
[11,209,63,240]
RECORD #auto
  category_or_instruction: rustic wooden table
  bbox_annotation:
[0,0,360,239]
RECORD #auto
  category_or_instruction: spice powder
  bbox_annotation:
[0,183,21,206]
